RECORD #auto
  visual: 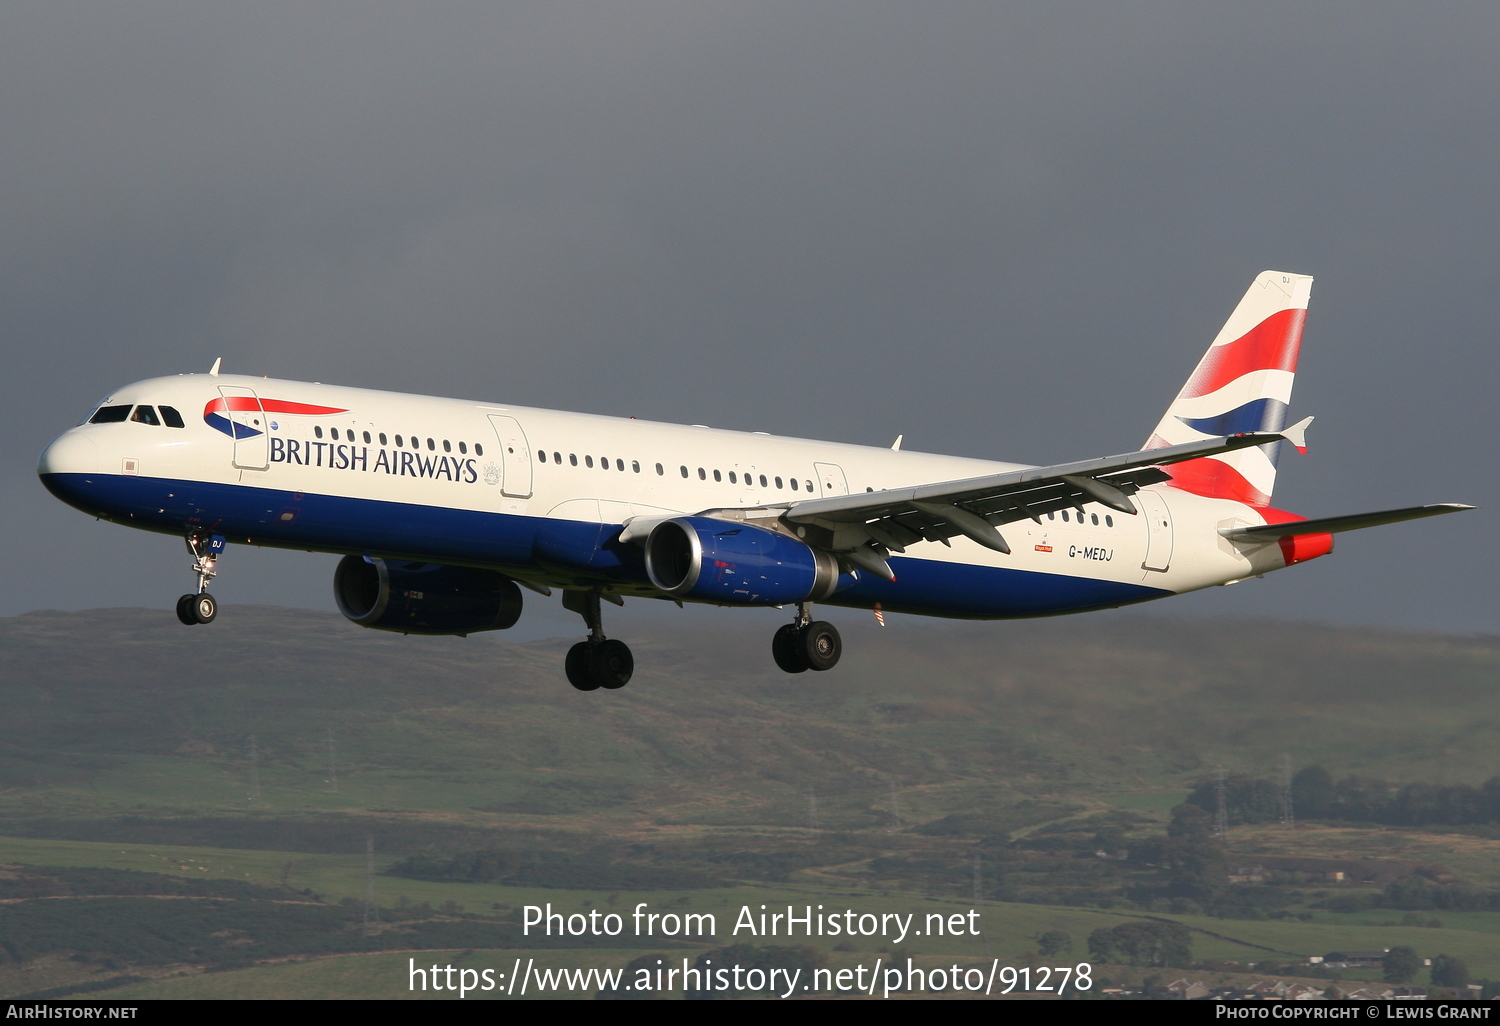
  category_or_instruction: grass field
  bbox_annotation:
[5,832,1497,999]
[3,607,1499,999]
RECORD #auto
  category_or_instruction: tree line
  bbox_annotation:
[1186,768,1500,827]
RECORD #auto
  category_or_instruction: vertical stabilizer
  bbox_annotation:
[1145,271,1313,506]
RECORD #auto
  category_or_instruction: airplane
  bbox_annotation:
[37,270,1471,692]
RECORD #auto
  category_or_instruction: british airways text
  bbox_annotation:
[270,438,479,483]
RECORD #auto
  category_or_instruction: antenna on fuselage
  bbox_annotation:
[890,434,903,451]
[209,358,222,377]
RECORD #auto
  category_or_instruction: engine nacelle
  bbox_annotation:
[333,555,523,635]
[644,516,844,605]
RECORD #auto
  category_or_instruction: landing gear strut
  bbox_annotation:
[561,588,633,691]
[772,603,841,674]
[175,532,224,626]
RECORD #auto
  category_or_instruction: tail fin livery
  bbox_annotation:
[1145,270,1313,506]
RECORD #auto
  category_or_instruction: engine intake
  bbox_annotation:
[644,517,844,605]
[334,555,523,635]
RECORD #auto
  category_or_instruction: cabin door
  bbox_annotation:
[1137,489,1175,572]
[487,415,534,499]
[217,386,269,470]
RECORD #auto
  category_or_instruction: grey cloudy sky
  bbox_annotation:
[3,2,1494,635]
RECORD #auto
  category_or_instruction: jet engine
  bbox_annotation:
[644,517,845,605]
[333,555,523,635]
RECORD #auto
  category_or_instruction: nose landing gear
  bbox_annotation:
[772,604,842,674]
[175,533,224,626]
[561,588,633,691]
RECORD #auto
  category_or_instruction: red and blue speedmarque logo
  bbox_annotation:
[203,397,349,438]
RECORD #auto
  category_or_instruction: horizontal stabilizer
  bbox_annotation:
[1281,415,1313,455]
[1220,503,1474,541]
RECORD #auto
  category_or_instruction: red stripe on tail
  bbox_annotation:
[1181,308,1306,399]
[1166,457,1271,506]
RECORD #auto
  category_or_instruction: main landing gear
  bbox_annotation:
[772,604,841,674]
[175,532,224,626]
[562,588,633,692]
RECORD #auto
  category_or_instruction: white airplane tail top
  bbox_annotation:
[1145,270,1314,507]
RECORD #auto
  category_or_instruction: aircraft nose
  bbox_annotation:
[38,430,99,476]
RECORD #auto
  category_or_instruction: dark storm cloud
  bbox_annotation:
[4,2,1494,631]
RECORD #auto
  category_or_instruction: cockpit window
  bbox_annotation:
[130,405,161,426]
[89,404,132,424]
[159,406,185,428]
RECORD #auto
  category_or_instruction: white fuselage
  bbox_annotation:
[38,373,1300,619]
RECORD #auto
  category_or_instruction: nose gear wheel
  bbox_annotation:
[176,532,223,627]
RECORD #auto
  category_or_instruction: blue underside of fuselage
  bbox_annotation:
[40,473,1172,619]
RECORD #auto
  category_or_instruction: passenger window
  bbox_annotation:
[1061,510,1069,522]
[585,455,594,468]
[656,463,664,475]
[159,406,185,428]
[713,469,721,482]
[632,461,640,473]
[1105,515,1114,527]
[806,481,813,492]
[617,459,625,472]
[698,468,706,480]
[475,444,483,456]
[759,474,767,487]
[89,404,133,424]
[458,441,466,454]
[332,428,341,440]
[728,471,737,484]
[426,438,435,451]
[364,431,372,444]
[680,466,688,478]
[570,454,578,466]
[775,476,783,488]
[601,456,610,470]
[443,440,451,452]
[379,433,388,445]
[130,405,161,426]
[1047,512,1054,521]
[1091,513,1098,525]
[790,478,798,491]
[315,426,324,439]
[395,435,403,447]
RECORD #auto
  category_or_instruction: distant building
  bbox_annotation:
[1165,979,1211,1000]
[1227,864,1269,884]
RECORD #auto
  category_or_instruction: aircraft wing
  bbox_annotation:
[761,423,1313,579]
[1219,503,1474,541]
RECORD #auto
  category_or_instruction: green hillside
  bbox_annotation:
[0,606,1497,999]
